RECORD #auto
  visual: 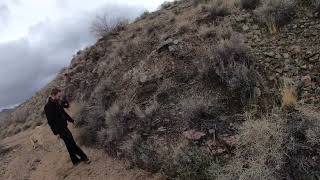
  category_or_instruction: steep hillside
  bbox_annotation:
[1,0,320,179]
[0,109,14,121]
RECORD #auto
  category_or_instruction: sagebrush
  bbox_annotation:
[256,0,296,33]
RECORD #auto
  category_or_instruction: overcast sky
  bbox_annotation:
[0,0,170,110]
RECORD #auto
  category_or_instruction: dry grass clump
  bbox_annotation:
[221,110,287,179]
[282,86,297,107]
[240,0,261,9]
[90,14,129,38]
[255,0,296,33]
[281,78,297,108]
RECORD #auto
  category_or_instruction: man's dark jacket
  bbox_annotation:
[44,97,74,135]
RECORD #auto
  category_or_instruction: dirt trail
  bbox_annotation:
[0,126,164,180]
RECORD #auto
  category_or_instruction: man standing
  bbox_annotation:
[44,87,90,166]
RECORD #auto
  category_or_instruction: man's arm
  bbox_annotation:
[63,109,74,123]
[61,96,70,108]
[44,106,60,135]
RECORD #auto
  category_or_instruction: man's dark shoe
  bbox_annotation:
[82,158,91,164]
[73,160,81,166]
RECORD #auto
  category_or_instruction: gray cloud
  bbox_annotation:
[0,4,10,26]
[0,4,143,109]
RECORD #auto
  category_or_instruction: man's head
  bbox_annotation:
[50,88,62,101]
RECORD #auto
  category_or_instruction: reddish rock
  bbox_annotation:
[183,130,206,140]
[222,136,237,146]
[211,148,226,155]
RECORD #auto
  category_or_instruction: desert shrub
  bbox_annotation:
[301,0,320,11]
[136,11,150,21]
[13,127,22,135]
[313,0,320,13]
[98,104,131,146]
[160,1,172,9]
[179,94,229,132]
[240,0,261,9]
[207,35,259,105]
[284,106,320,179]
[90,14,129,38]
[175,147,222,180]
[11,108,29,124]
[0,144,3,153]
[221,110,287,179]
[0,144,7,155]
[128,140,162,173]
[192,0,209,6]
[22,123,32,131]
[97,100,161,167]
[77,126,98,146]
[97,102,139,156]
[75,105,105,146]
[256,0,296,33]
[200,0,231,18]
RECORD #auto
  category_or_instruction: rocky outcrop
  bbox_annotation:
[235,9,320,106]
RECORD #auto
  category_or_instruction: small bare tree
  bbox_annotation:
[90,13,129,38]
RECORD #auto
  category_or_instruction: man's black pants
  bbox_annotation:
[59,127,88,164]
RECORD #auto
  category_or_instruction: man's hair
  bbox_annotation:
[51,87,62,96]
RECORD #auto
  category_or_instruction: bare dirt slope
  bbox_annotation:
[0,126,164,180]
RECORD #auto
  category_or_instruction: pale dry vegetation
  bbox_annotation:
[90,14,129,38]
[221,110,287,179]
[281,78,298,108]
